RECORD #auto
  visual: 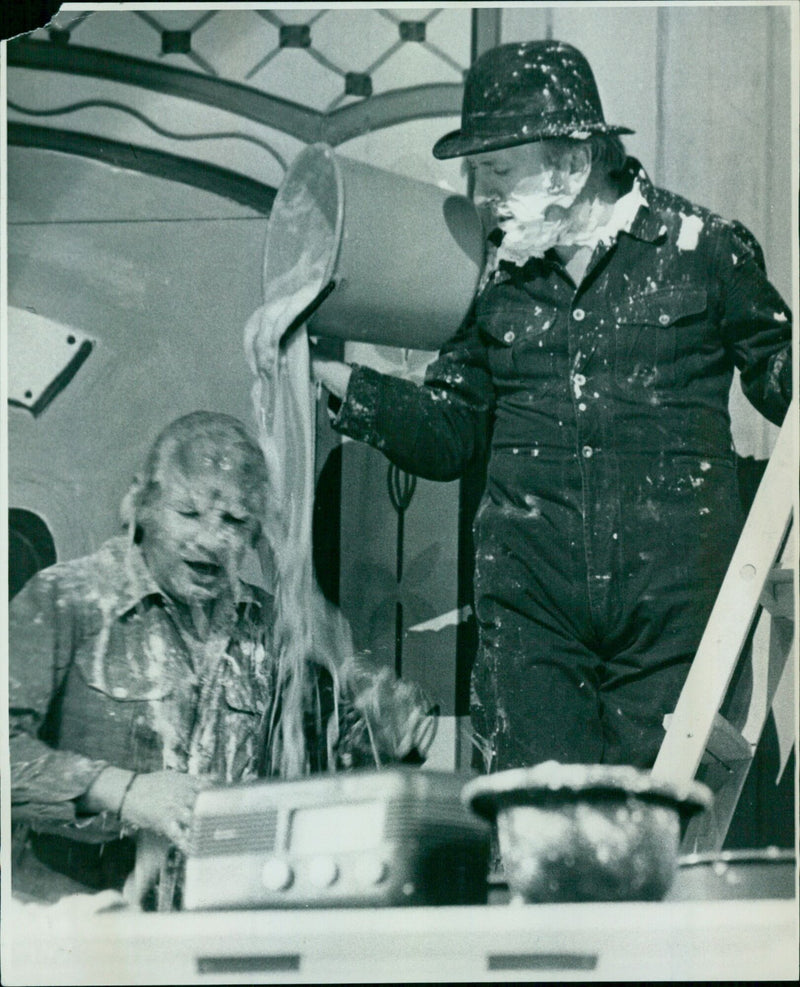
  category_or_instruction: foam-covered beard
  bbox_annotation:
[477,166,590,266]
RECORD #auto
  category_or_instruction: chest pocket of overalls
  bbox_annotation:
[614,287,707,390]
[478,292,560,394]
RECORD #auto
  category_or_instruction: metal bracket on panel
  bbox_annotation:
[7,306,94,417]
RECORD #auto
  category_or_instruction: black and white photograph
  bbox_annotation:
[1,2,798,982]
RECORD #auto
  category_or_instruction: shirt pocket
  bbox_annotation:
[74,642,175,702]
[221,676,260,718]
[614,287,708,390]
[479,295,560,395]
[214,677,262,779]
[69,648,175,771]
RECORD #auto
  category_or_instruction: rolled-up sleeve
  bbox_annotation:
[718,221,792,425]
[9,573,109,825]
[332,318,496,481]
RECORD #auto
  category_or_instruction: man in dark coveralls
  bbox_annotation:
[307,41,792,773]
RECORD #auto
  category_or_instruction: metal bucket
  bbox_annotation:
[263,143,485,351]
[463,764,712,904]
[665,848,796,900]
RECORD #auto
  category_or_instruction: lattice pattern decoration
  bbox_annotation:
[28,7,470,113]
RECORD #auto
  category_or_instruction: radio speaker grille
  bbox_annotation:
[190,808,279,857]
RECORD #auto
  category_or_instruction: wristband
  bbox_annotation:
[118,772,139,820]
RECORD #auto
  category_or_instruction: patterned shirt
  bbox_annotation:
[10,536,283,842]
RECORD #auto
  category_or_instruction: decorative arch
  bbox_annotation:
[7,122,277,214]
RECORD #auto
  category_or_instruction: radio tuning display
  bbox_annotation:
[289,801,384,854]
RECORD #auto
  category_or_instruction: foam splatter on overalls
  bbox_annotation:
[334,159,792,771]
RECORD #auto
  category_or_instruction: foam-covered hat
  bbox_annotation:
[433,40,634,160]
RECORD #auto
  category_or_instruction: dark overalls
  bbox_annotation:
[334,159,792,771]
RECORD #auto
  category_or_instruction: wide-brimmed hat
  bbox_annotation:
[433,40,634,160]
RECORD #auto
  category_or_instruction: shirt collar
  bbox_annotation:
[97,536,261,620]
[622,158,668,244]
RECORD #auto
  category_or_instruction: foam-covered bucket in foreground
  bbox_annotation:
[263,143,485,351]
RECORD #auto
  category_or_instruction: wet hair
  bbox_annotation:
[128,411,269,539]
[541,133,627,178]
[461,133,628,192]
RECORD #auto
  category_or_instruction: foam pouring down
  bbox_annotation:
[243,144,464,776]
[245,265,352,778]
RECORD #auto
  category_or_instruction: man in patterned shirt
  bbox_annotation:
[9,411,434,907]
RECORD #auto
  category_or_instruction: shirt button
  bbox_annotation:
[504,330,516,343]
[582,445,594,458]
[572,308,586,321]
[658,313,670,326]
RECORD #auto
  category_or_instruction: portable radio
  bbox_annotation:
[183,768,491,909]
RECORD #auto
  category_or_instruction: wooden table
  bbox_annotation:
[3,896,797,983]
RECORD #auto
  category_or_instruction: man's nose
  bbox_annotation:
[473,172,495,199]
[474,175,506,205]
[190,518,228,553]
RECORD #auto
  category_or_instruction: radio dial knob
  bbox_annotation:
[307,856,339,888]
[261,858,293,892]
[354,856,388,887]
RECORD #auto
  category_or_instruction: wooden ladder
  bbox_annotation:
[651,400,797,852]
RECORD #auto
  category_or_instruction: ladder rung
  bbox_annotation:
[760,566,796,619]
[704,712,755,765]
[662,712,754,768]
[766,566,795,583]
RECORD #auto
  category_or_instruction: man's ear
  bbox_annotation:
[554,144,591,200]
[566,142,592,178]
[120,475,145,532]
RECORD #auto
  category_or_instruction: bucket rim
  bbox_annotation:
[262,141,345,306]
